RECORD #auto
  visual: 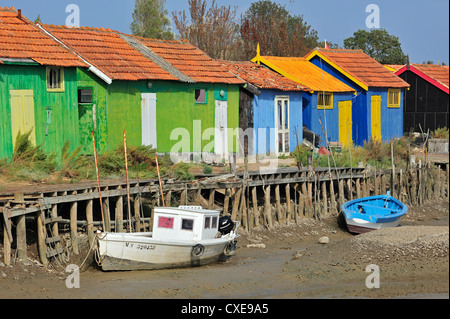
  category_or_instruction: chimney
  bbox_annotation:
[18,9,22,20]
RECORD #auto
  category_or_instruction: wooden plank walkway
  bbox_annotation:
[1,164,448,267]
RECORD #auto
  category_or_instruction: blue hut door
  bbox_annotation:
[275,96,290,155]
[141,93,157,147]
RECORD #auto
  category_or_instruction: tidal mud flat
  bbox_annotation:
[0,200,448,299]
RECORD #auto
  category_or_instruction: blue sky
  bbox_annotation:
[3,0,449,64]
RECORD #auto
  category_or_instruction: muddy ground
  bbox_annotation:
[0,199,448,299]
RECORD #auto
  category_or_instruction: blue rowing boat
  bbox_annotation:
[340,192,408,234]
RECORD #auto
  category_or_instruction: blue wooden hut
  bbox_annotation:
[218,60,307,156]
[250,55,356,148]
[306,48,410,146]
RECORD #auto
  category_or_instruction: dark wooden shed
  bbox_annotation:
[395,64,449,133]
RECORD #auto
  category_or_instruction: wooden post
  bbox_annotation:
[440,166,446,198]
[321,181,328,217]
[208,189,215,210]
[411,169,417,205]
[426,167,433,201]
[346,179,353,200]
[275,185,282,224]
[285,184,291,222]
[51,192,60,246]
[251,187,260,227]
[447,164,449,199]
[86,194,94,247]
[134,195,141,232]
[329,180,337,216]
[165,190,172,208]
[374,169,380,196]
[365,172,371,197]
[70,191,79,255]
[264,185,273,228]
[293,184,299,223]
[381,173,386,195]
[180,188,187,206]
[240,186,248,231]
[399,169,404,203]
[36,209,48,266]
[116,188,124,233]
[2,209,12,266]
[15,193,27,262]
[338,179,345,209]
[356,178,361,199]
[435,167,441,200]
[103,187,111,232]
[298,194,305,219]
[307,180,313,219]
[223,188,230,216]
[418,165,423,205]
[231,188,242,221]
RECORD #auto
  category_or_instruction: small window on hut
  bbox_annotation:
[78,89,93,104]
[195,89,207,104]
[317,92,333,109]
[388,89,401,108]
[46,67,64,92]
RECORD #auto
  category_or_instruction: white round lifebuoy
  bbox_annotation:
[223,241,236,256]
[191,244,205,258]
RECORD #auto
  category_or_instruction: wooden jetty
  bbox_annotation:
[1,163,448,267]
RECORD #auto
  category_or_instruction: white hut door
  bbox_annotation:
[141,93,157,148]
[215,100,228,159]
[275,96,290,155]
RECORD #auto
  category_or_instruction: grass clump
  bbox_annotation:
[432,127,449,139]
[292,137,413,170]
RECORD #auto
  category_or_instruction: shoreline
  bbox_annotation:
[0,199,448,299]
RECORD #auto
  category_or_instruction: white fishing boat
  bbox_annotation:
[96,206,240,271]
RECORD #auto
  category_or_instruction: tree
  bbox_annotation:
[239,0,319,60]
[343,29,408,65]
[130,0,174,40]
[172,0,240,60]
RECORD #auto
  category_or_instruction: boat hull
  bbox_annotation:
[97,232,236,271]
[343,215,402,234]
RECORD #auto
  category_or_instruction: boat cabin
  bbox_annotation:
[152,206,220,241]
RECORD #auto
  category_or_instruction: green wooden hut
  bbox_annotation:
[0,8,87,159]
[42,25,245,159]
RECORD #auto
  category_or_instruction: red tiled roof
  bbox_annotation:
[42,24,178,81]
[217,60,309,91]
[412,64,449,88]
[306,48,410,89]
[395,63,449,94]
[0,7,87,67]
[137,37,245,85]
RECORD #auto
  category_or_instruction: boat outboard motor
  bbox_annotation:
[218,215,234,235]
